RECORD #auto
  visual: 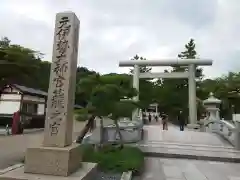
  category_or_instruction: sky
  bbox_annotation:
[0,0,240,79]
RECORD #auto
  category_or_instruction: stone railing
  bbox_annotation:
[103,118,143,143]
[83,117,144,144]
[201,119,240,149]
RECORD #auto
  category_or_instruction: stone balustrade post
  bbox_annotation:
[234,120,240,150]
[199,119,205,132]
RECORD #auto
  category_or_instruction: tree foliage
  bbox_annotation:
[0,37,50,90]
[178,39,197,59]
[1,36,240,126]
[129,54,152,73]
[75,73,139,146]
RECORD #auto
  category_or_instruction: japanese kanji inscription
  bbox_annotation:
[43,12,80,147]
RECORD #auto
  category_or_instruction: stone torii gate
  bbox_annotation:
[119,59,213,127]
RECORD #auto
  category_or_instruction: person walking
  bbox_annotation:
[148,113,152,123]
[5,124,10,135]
[162,114,168,130]
[178,110,185,131]
[12,110,20,135]
[155,114,158,122]
[142,112,146,124]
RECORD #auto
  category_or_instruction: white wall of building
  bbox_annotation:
[37,104,45,115]
[0,93,46,115]
[0,94,21,114]
[1,86,46,116]
[233,114,240,121]
[1,94,21,101]
[0,101,21,114]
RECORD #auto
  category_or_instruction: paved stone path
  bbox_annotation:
[0,128,44,136]
[143,125,231,147]
[134,157,240,180]
[133,124,240,162]
[2,119,240,179]
[0,121,85,169]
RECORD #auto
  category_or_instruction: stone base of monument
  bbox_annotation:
[187,123,200,130]
[24,143,82,176]
[0,162,97,180]
[0,143,98,180]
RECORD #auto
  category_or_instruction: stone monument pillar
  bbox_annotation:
[24,11,81,176]
[43,11,79,147]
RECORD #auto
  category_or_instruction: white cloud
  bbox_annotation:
[0,0,239,79]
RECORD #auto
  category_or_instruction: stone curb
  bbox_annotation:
[0,163,97,180]
[144,151,240,163]
[1,164,132,180]
[121,171,132,180]
[0,163,24,175]
[81,162,98,180]
[0,128,44,136]
[23,128,44,134]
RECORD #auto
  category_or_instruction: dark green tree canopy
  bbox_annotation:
[1,36,239,121]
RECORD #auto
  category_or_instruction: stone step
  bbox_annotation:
[131,143,240,163]
[135,142,238,153]
[139,140,235,151]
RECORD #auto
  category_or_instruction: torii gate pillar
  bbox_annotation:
[132,65,140,120]
[188,64,197,125]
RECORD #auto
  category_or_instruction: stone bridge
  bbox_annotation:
[133,121,240,180]
[89,117,240,163]
[90,119,240,179]
[135,122,240,163]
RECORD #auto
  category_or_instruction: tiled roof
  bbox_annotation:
[12,84,48,96]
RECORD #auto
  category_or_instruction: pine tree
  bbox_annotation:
[159,39,202,122]
[177,38,203,118]
[178,38,197,59]
[177,38,203,79]
[129,54,152,74]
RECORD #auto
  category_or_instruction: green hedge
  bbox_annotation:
[81,144,144,173]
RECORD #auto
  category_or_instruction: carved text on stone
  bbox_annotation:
[49,16,71,136]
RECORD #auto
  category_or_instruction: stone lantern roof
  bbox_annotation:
[203,92,221,105]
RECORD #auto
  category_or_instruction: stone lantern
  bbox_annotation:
[203,92,221,121]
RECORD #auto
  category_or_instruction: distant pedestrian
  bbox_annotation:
[12,110,21,135]
[155,114,158,122]
[148,113,152,123]
[5,124,10,135]
[142,112,147,124]
[178,110,185,131]
[162,114,168,130]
